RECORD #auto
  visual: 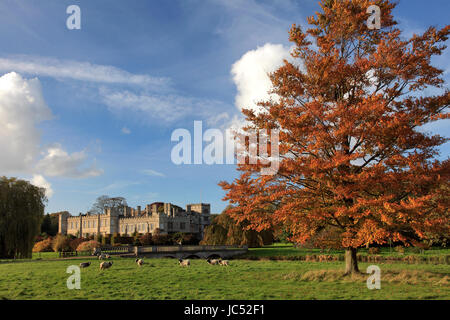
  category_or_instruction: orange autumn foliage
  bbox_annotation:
[220,0,449,259]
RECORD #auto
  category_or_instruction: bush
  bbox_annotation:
[34,234,45,243]
[52,234,72,252]
[111,233,119,246]
[33,238,53,252]
[395,246,405,254]
[139,233,153,246]
[96,234,103,244]
[76,240,100,252]
[368,247,380,254]
[101,235,110,246]
[182,233,199,245]
[69,238,85,252]
[119,236,135,245]
[152,234,171,245]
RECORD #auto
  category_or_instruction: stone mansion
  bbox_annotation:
[58,202,211,238]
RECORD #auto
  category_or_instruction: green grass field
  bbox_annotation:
[243,243,450,259]
[0,252,448,300]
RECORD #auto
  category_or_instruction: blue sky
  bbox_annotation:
[0,0,448,215]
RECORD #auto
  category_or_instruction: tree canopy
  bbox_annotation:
[89,195,128,214]
[0,176,47,258]
[201,207,273,247]
[220,0,449,274]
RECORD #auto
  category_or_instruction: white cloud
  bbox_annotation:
[31,174,53,198]
[0,72,52,173]
[142,169,165,177]
[0,72,103,180]
[35,144,103,178]
[231,43,292,114]
[99,87,232,125]
[121,127,131,134]
[0,55,169,89]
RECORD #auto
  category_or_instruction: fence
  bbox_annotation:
[135,245,248,254]
[98,245,134,255]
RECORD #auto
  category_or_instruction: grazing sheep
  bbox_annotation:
[104,254,111,259]
[219,259,229,266]
[79,262,91,268]
[135,258,144,267]
[178,258,190,267]
[98,253,105,260]
[99,261,113,270]
[206,258,220,265]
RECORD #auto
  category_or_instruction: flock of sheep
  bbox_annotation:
[78,254,230,270]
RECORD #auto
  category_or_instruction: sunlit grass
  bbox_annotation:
[0,256,448,300]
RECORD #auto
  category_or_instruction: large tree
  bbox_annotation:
[220,0,449,274]
[201,206,273,247]
[89,195,127,214]
[0,176,47,258]
[40,212,60,236]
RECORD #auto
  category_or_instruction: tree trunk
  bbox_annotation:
[344,247,360,275]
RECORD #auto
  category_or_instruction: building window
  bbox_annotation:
[168,222,173,230]
[180,222,186,230]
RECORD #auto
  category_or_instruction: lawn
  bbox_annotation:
[0,255,448,300]
[243,243,450,260]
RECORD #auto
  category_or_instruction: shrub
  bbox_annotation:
[52,234,72,252]
[152,234,171,245]
[368,247,380,254]
[76,240,100,252]
[411,247,423,254]
[182,233,199,245]
[395,246,405,254]
[101,235,110,246]
[96,233,103,244]
[32,238,53,252]
[69,238,85,252]
[111,233,119,246]
[139,233,153,246]
[119,236,135,245]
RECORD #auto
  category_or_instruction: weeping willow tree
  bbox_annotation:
[0,176,47,259]
[200,206,274,248]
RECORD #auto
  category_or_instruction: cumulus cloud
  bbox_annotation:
[0,72,52,172]
[231,43,292,114]
[35,144,103,178]
[31,174,53,198]
[121,127,131,134]
[0,55,170,89]
[0,72,103,181]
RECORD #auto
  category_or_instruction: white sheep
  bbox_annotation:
[99,261,113,270]
[206,258,220,265]
[178,258,190,267]
[135,258,144,267]
[219,259,229,266]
